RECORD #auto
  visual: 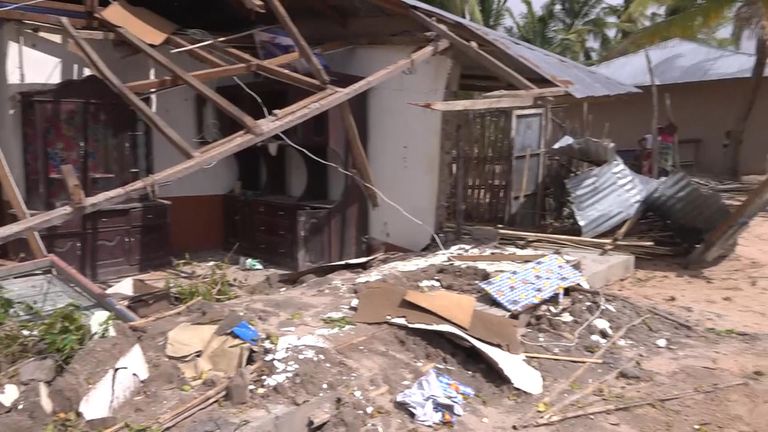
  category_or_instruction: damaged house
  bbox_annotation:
[0,0,637,280]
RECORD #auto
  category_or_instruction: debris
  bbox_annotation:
[590,334,608,344]
[165,323,218,358]
[78,343,149,421]
[238,257,264,271]
[278,255,379,285]
[655,338,669,348]
[354,283,521,353]
[0,384,19,408]
[89,311,116,338]
[526,381,747,428]
[226,368,250,405]
[38,382,53,415]
[395,369,474,426]
[479,255,588,312]
[591,318,613,337]
[618,367,643,380]
[231,321,260,345]
[417,279,442,288]
[403,290,476,329]
[523,353,603,364]
[18,358,57,384]
[390,318,542,394]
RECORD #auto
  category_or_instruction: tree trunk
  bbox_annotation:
[729,27,768,178]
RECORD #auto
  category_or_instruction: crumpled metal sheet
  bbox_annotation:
[646,171,731,233]
[566,159,658,238]
[552,136,618,166]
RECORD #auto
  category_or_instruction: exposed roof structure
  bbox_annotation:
[593,38,767,87]
[403,0,640,98]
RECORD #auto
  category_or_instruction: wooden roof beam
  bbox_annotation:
[60,18,198,159]
[411,97,536,112]
[0,40,449,244]
[111,26,263,135]
[409,11,536,90]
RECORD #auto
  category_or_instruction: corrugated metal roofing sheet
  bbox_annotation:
[565,159,657,237]
[646,172,731,233]
[402,0,640,98]
[593,38,766,87]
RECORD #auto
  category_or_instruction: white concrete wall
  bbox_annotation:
[1,22,237,198]
[325,46,452,251]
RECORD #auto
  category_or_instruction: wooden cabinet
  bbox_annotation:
[39,202,170,281]
[223,195,331,270]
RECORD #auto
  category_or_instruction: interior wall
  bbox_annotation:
[563,79,768,176]
[1,22,238,198]
[324,46,453,251]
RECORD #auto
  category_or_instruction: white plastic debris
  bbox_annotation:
[0,384,19,407]
[365,406,374,415]
[590,334,608,344]
[655,338,668,348]
[592,318,613,336]
[79,344,149,420]
[89,311,116,338]
[417,279,441,288]
[355,273,383,283]
[552,313,575,323]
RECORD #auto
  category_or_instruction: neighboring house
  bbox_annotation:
[0,0,635,279]
[567,38,768,177]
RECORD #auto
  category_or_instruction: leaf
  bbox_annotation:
[537,401,551,412]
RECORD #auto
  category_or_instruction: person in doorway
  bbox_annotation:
[637,134,654,176]
[658,122,678,177]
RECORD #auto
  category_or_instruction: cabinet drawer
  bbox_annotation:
[130,204,169,226]
[88,209,132,229]
[251,202,298,219]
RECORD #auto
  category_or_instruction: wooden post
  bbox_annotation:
[645,49,659,178]
[111,27,262,135]
[339,103,379,207]
[515,149,531,225]
[59,18,198,159]
[455,123,465,238]
[0,148,46,258]
[0,41,451,244]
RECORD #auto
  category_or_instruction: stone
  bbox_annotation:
[467,226,499,244]
[227,368,250,405]
[619,367,643,380]
[19,358,57,384]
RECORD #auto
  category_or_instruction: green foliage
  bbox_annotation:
[321,316,354,329]
[35,304,90,364]
[43,412,84,432]
[166,262,237,304]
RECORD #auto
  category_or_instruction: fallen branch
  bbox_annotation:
[128,298,202,329]
[523,353,604,364]
[518,315,649,426]
[526,380,747,428]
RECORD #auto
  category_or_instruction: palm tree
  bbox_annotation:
[420,0,509,29]
[619,0,767,177]
[505,0,556,50]
[550,0,614,64]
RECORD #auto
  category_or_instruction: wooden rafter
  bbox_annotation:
[166,35,229,68]
[264,0,379,206]
[410,11,536,90]
[219,47,326,91]
[411,97,536,112]
[263,0,330,85]
[60,18,198,159]
[482,88,568,99]
[0,148,46,258]
[0,40,450,245]
[111,27,263,135]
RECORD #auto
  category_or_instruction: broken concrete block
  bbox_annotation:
[19,358,57,384]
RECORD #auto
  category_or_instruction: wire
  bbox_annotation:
[0,0,48,11]
[232,76,445,251]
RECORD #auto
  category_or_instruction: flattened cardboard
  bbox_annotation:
[404,290,476,329]
[354,283,521,353]
[450,254,547,262]
[165,323,218,358]
[100,2,179,46]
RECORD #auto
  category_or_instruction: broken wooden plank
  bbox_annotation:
[410,11,535,90]
[0,10,88,28]
[0,148,46,258]
[220,47,326,91]
[450,254,546,263]
[60,18,198,159]
[273,88,337,118]
[59,164,85,206]
[111,27,262,135]
[166,35,229,68]
[126,62,261,93]
[0,40,451,244]
[481,87,568,99]
[263,0,331,85]
[339,102,379,207]
[412,97,535,112]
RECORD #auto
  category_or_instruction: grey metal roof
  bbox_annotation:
[401,0,640,98]
[646,172,731,234]
[593,38,767,87]
[565,158,657,238]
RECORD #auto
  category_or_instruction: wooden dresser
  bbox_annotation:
[41,201,170,281]
[223,195,332,270]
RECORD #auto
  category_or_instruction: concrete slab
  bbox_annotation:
[563,249,635,289]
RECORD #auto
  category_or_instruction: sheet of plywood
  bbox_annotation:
[100,1,178,46]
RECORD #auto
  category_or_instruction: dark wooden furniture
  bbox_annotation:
[13,76,171,281]
[215,77,367,270]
